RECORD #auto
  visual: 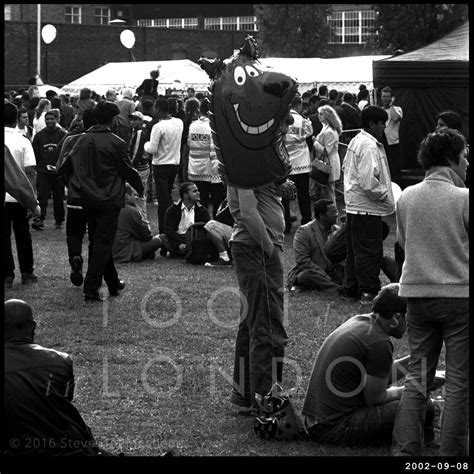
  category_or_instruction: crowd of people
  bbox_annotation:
[4,72,469,457]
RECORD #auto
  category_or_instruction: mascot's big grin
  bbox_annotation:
[232,104,274,135]
[199,35,297,188]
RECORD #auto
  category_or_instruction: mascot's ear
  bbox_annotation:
[199,57,225,80]
[239,35,259,60]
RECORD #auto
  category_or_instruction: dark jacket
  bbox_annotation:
[335,102,361,131]
[164,200,210,252]
[56,124,144,210]
[32,126,67,174]
[4,339,99,455]
[129,126,150,171]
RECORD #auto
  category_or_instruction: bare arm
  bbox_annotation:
[364,374,404,406]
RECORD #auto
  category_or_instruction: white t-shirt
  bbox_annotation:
[177,203,195,235]
[4,127,36,203]
[144,117,183,166]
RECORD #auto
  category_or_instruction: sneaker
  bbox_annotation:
[70,256,83,287]
[84,291,104,302]
[206,258,232,267]
[21,273,38,284]
[290,285,302,293]
[109,280,126,297]
[359,292,376,306]
[159,248,169,257]
[31,219,44,231]
[55,221,64,229]
[4,276,14,289]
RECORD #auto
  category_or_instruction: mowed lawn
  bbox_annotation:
[4,196,445,458]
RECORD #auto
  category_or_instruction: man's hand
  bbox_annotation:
[178,243,186,252]
[390,96,395,107]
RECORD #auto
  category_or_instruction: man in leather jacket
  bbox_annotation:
[4,299,107,455]
[57,101,144,302]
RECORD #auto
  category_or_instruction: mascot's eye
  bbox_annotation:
[233,66,246,86]
[245,66,259,78]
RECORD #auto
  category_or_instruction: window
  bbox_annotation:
[5,4,12,21]
[65,5,82,24]
[136,18,197,29]
[239,16,257,31]
[204,16,257,31]
[95,7,110,25]
[329,10,375,44]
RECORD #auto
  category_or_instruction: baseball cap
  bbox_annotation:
[130,111,151,122]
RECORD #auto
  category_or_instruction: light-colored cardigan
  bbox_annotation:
[396,166,469,298]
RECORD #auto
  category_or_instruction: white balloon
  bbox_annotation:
[120,30,136,49]
[41,24,57,45]
[392,182,403,204]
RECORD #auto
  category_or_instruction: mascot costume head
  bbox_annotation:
[199,35,298,189]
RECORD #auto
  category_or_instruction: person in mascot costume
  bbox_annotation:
[199,35,298,189]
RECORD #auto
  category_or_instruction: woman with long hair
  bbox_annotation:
[32,98,51,135]
[311,105,343,203]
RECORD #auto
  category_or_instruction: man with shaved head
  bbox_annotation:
[4,299,109,455]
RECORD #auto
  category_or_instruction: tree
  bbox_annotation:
[367,4,468,54]
[254,4,332,57]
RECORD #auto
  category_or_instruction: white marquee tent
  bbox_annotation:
[61,55,389,97]
[61,59,211,96]
[257,55,389,92]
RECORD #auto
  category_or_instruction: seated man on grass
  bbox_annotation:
[302,283,442,447]
[161,182,232,266]
[112,184,162,263]
[4,299,112,456]
[286,199,343,292]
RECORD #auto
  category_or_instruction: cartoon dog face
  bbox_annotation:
[200,36,297,189]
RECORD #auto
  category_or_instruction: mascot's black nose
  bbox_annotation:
[263,80,290,98]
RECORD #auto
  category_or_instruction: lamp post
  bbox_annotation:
[36,4,42,84]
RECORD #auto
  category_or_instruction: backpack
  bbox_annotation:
[185,223,219,265]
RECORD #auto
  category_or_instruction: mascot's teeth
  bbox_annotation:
[233,104,274,135]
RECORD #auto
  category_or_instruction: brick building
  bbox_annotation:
[4,4,379,90]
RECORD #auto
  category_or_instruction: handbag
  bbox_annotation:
[310,148,332,185]
[253,384,308,441]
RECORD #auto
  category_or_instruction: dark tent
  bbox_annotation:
[373,21,469,188]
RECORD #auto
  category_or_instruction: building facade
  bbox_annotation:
[4,4,379,90]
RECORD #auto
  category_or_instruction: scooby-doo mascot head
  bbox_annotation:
[199,35,297,189]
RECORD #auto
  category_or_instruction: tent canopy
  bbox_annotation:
[258,55,389,92]
[61,59,211,96]
[373,21,469,174]
[62,55,389,97]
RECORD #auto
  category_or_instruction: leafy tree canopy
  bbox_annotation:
[254,4,332,57]
[367,4,468,54]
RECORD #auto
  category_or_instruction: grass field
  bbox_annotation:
[4,196,445,461]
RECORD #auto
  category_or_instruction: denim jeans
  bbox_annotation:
[153,164,178,233]
[343,213,383,296]
[83,208,120,294]
[230,242,288,407]
[392,298,469,456]
[308,399,434,447]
